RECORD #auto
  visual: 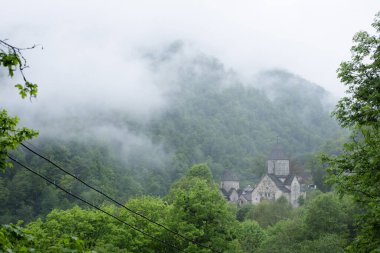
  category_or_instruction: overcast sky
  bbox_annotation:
[1,0,379,111]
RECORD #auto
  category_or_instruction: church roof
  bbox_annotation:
[284,174,296,186]
[267,174,291,193]
[221,170,239,181]
[220,188,229,199]
[269,144,288,160]
[243,185,254,193]
[220,187,241,199]
[241,192,252,201]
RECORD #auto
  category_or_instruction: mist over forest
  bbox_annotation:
[1,1,379,252]
[1,41,347,227]
[3,42,344,194]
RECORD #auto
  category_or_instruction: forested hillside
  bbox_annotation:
[147,45,344,183]
[2,2,379,252]
[0,44,345,223]
[1,164,359,252]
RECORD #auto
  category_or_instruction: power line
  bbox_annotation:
[7,154,184,252]
[20,142,220,253]
[24,140,46,155]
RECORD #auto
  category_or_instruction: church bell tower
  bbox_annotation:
[267,144,290,177]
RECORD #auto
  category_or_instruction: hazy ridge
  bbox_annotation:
[0,44,345,222]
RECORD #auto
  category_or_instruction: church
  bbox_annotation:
[220,144,302,207]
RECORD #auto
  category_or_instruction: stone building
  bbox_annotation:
[220,170,240,203]
[220,144,302,207]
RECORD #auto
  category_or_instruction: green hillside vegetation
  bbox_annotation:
[147,49,344,183]
[1,164,359,253]
[2,9,380,253]
[0,46,346,223]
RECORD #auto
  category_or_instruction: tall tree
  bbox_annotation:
[245,197,292,228]
[324,12,380,252]
[166,163,241,252]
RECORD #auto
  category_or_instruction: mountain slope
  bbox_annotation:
[1,44,345,222]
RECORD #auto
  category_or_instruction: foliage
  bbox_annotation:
[148,53,344,183]
[185,163,214,184]
[166,164,241,252]
[245,196,292,228]
[0,139,143,224]
[0,224,36,252]
[256,192,354,253]
[0,223,92,253]
[304,193,349,239]
[298,233,346,253]
[26,202,169,253]
[324,12,380,252]
[302,154,330,192]
[236,204,255,222]
[332,13,380,128]
[0,37,355,252]
[257,218,307,253]
[237,220,266,253]
[325,128,380,252]
[0,40,39,171]
[0,40,38,99]
[117,196,171,253]
[0,48,345,223]
[6,165,241,252]
[0,110,38,170]
[0,178,362,253]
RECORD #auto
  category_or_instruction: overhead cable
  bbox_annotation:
[20,142,220,253]
[7,154,184,252]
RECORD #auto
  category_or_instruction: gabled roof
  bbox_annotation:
[220,188,229,199]
[221,186,240,195]
[284,174,295,186]
[221,170,239,181]
[269,144,288,160]
[241,185,254,201]
[220,187,241,200]
[267,174,291,193]
[241,191,253,201]
[242,185,254,193]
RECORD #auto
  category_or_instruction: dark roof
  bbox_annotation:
[220,188,229,199]
[221,170,239,181]
[267,174,290,193]
[243,185,254,193]
[240,185,253,201]
[220,187,240,199]
[284,174,295,186]
[269,144,288,160]
[241,192,253,201]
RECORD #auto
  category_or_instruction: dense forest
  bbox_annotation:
[1,9,380,253]
[0,45,346,224]
[0,164,360,252]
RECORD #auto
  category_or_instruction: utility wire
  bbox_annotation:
[7,154,184,252]
[23,140,45,155]
[20,142,220,253]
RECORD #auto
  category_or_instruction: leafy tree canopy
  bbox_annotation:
[325,12,380,252]
[0,39,39,171]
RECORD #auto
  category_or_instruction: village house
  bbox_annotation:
[220,144,303,207]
